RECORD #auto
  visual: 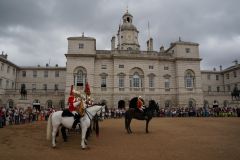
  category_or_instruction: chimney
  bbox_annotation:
[147,37,153,51]
[46,63,49,67]
[219,65,222,71]
[55,64,58,67]
[111,36,115,50]
[213,67,216,71]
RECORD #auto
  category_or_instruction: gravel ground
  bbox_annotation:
[0,118,240,160]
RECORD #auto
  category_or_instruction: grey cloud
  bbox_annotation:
[0,0,239,69]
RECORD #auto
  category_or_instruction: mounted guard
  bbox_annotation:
[64,85,85,129]
[137,96,145,112]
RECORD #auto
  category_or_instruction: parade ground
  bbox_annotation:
[0,118,240,160]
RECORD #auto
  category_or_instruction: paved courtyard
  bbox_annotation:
[0,118,240,160]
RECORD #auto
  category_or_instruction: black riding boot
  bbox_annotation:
[72,114,80,129]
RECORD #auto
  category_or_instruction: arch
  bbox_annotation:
[73,66,87,87]
[46,100,53,108]
[100,99,107,106]
[118,100,125,109]
[164,100,172,108]
[223,100,229,107]
[188,98,196,108]
[203,100,209,107]
[117,72,126,76]
[129,67,144,76]
[33,99,41,111]
[7,99,14,108]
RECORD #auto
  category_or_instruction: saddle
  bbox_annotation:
[62,109,74,117]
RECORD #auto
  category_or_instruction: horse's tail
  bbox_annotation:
[46,113,53,140]
[95,116,99,137]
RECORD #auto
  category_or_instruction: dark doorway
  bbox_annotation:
[118,100,125,109]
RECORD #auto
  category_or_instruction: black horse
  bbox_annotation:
[231,87,240,101]
[125,98,159,134]
[20,84,27,100]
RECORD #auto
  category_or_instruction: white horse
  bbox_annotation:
[46,101,105,149]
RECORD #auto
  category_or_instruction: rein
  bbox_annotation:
[85,106,103,121]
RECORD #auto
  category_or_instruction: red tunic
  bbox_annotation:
[68,96,75,112]
[137,98,143,109]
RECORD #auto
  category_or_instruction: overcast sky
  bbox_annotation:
[0,0,239,70]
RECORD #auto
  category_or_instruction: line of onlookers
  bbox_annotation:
[0,106,56,128]
[1,105,240,128]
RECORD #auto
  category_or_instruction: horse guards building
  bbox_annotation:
[0,11,239,110]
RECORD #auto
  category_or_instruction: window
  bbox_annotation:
[7,66,10,73]
[164,66,169,70]
[217,86,220,92]
[227,85,230,91]
[207,74,211,80]
[54,84,58,91]
[13,68,15,75]
[216,75,219,80]
[32,84,36,91]
[119,65,124,68]
[101,77,106,88]
[22,71,26,77]
[185,70,195,89]
[1,63,4,71]
[226,73,229,79]
[133,74,140,88]
[101,65,107,69]
[165,78,170,91]
[119,76,124,88]
[149,76,154,88]
[6,80,9,89]
[149,65,154,69]
[127,47,132,50]
[79,43,84,48]
[12,82,14,89]
[44,70,48,77]
[233,71,237,77]
[75,70,85,87]
[0,79,2,88]
[43,84,47,91]
[33,70,37,78]
[185,48,190,53]
[55,71,59,77]
[208,86,211,92]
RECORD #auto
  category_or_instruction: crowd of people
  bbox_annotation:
[0,106,56,128]
[157,106,240,117]
[1,104,240,128]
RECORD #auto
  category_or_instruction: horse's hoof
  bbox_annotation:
[52,146,56,149]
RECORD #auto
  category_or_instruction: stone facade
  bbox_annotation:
[0,11,239,109]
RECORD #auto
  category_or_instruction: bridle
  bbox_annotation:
[85,105,105,121]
